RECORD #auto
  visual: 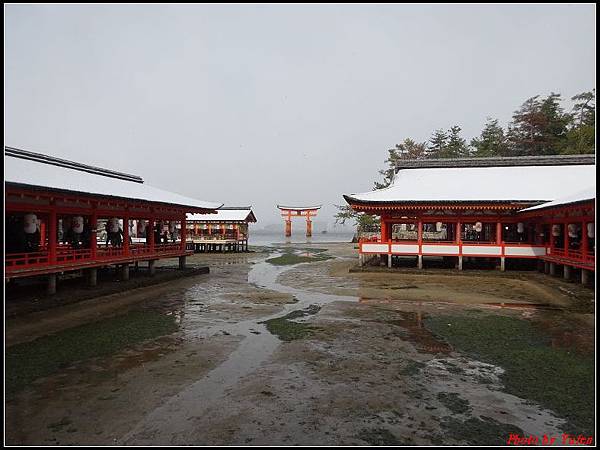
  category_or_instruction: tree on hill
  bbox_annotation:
[560,90,595,155]
[507,93,570,156]
[374,138,427,189]
[427,129,448,158]
[427,126,469,158]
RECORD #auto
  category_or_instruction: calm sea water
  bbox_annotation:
[248,232,354,247]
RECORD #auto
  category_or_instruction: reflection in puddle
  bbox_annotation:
[122,251,359,444]
[385,311,452,355]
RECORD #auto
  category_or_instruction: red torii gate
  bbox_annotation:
[277,205,322,237]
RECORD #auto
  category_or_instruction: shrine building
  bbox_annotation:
[343,155,595,285]
[5,146,222,294]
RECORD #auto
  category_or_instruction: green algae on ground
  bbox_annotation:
[437,392,471,414]
[425,313,595,435]
[262,305,320,341]
[6,310,178,395]
[262,318,314,341]
[265,253,332,266]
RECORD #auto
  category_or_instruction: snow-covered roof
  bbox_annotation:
[520,186,596,212]
[276,204,322,210]
[5,147,223,211]
[187,207,257,223]
[344,164,596,205]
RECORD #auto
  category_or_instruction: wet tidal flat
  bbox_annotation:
[4,243,595,445]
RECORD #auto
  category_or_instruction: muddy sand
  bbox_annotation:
[4,243,595,445]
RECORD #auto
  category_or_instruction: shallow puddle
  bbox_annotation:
[121,251,359,444]
[5,245,594,445]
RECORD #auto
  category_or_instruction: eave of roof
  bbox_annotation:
[393,154,595,172]
[5,147,223,211]
[277,204,322,210]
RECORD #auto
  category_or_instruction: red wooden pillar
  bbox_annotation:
[582,221,589,257]
[148,218,155,251]
[49,207,57,264]
[123,215,130,256]
[417,219,423,252]
[180,215,187,251]
[564,222,569,254]
[496,222,502,244]
[380,216,388,242]
[285,211,292,237]
[40,222,46,248]
[90,210,98,259]
[456,220,462,256]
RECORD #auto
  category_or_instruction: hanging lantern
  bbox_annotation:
[517,222,524,234]
[109,217,120,233]
[72,216,84,234]
[137,220,147,234]
[587,222,595,239]
[474,222,483,232]
[24,213,38,234]
[552,225,561,237]
[169,222,176,233]
[436,222,443,232]
[568,224,578,238]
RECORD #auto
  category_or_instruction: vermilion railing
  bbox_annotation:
[5,251,49,267]
[6,242,189,273]
[97,247,125,259]
[360,238,595,266]
[154,243,182,252]
[360,236,382,243]
[56,248,92,263]
[130,245,154,256]
[548,248,595,264]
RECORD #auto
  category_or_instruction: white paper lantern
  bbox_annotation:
[474,222,483,232]
[552,225,561,237]
[568,224,578,238]
[109,217,120,233]
[72,216,84,234]
[517,222,524,234]
[137,220,147,234]
[24,214,38,234]
[436,222,443,232]
[587,222,595,239]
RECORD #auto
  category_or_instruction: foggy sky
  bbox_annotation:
[5,4,596,228]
